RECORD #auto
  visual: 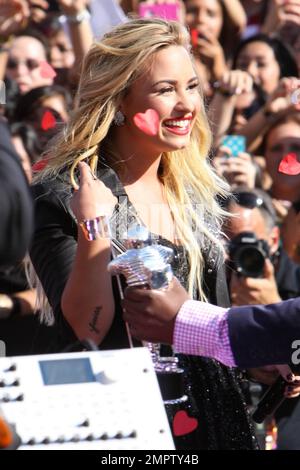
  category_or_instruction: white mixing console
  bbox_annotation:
[0,348,175,450]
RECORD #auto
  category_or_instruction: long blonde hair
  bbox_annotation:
[37,18,228,302]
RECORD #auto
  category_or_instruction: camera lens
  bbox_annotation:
[236,246,265,278]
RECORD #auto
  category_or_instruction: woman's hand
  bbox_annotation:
[216,70,253,97]
[213,148,257,188]
[70,161,117,222]
[248,365,300,399]
[265,77,300,116]
[193,29,227,80]
[263,0,300,35]
[0,0,29,37]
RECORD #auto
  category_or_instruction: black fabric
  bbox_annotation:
[276,397,300,450]
[0,263,28,294]
[273,251,300,449]
[0,315,57,356]
[0,120,33,267]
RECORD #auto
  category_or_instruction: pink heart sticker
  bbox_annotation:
[278,153,300,176]
[39,61,57,79]
[172,410,198,437]
[41,110,56,131]
[133,109,160,136]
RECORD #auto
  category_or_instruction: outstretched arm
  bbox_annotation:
[122,277,300,371]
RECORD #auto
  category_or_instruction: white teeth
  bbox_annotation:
[164,120,190,128]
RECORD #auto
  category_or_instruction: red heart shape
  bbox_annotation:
[39,61,57,79]
[172,410,198,437]
[32,158,48,172]
[41,110,56,131]
[191,29,199,47]
[278,153,300,176]
[133,109,160,136]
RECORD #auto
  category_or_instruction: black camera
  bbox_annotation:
[228,231,270,278]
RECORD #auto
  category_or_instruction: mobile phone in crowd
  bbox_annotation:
[138,1,181,21]
[190,29,207,47]
[221,135,246,157]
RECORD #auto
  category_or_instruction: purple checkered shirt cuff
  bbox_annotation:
[173,300,236,367]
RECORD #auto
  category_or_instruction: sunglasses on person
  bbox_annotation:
[224,191,275,218]
[7,58,40,71]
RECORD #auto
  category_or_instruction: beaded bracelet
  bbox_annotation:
[213,81,236,97]
[79,215,110,241]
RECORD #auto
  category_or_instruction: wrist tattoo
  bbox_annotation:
[88,306,102,334]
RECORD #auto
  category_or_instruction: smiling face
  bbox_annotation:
[236,42,281,95]
[119,45,202,155]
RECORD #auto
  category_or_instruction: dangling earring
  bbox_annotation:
[114,110,125,126]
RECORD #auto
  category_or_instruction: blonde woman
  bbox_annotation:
[30,18,257,449]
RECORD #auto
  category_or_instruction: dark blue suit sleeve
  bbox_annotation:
[0,120,33,266]
[228,298,300,368]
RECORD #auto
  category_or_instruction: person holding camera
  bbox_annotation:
[224,187,300,308]
[223,187,300,449]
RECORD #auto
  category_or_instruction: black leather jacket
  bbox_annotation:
[30,166,230,352]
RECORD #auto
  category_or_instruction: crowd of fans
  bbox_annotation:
[0,0,300,450]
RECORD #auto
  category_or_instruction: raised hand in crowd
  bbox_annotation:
[56,0,93,82]
[239,77,300,152]
[0,0,52,37]
[192,28,227,82]
[230,259,281,306]
[0,0,29,38]
[209,70,253,141]
[215,69,254,97]
[264,77,300,118]
[57,0,90,15]
[221,0,247,34]
[262,0,300,36]
[213,148,258,189]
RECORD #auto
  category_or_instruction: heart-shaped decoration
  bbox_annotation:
[278,153,300,176]
[32,158,48,172]
[39,61,57,79]
[41,110,56,131]
[191,29,199,47]
[133,109,160,136]
[172,410,198,437]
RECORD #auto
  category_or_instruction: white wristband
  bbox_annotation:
[66,8,91,25]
